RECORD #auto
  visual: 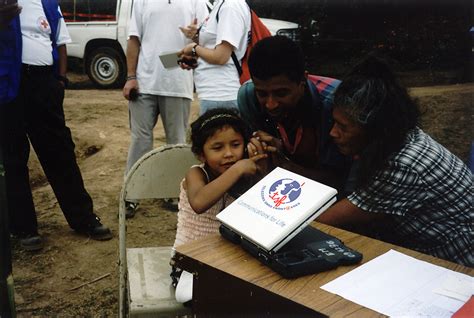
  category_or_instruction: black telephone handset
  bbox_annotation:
[129,88,138,101]
[271,239,363,278]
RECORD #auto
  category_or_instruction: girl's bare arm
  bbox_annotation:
[186,155,266,214]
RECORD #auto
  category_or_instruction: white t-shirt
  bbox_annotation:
[19,0,71,66]
[194,0,251,101]
[129,0,208,99]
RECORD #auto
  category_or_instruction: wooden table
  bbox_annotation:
[174,223,473,317]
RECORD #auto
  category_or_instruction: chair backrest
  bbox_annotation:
[118,144,199,317]
[124,144,199,201]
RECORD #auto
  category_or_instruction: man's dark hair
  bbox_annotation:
[248,35,305,83]
[190,108,250,156]
[334,55,421,188]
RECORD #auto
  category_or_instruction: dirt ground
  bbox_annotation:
[10,72,473,316]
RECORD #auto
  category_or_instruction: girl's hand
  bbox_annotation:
[235,154,268,177]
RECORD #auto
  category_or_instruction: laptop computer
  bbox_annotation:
[217,167,362,278]
[217,167,338,253]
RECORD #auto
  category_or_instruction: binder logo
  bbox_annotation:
[261,178,305,210]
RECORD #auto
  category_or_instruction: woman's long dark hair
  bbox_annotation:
[334,55,421,188]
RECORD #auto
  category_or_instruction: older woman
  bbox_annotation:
[317,56,473,267]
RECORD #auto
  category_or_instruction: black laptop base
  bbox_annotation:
[219,225,363,279]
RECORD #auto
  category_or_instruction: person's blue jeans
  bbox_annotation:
[199,99,239,115]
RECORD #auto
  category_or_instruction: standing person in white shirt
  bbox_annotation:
[1,0,112,252]
[122,0,208,218]
[178,0,251,114]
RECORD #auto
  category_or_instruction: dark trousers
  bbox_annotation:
[0,66,95,235]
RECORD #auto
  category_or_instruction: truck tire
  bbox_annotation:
[86,47,126,89]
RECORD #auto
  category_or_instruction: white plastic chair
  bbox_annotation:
[118,144,199,317]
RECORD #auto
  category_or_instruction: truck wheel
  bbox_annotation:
[86,47,125,89]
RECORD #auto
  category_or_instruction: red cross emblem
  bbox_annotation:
[39,18,49,30]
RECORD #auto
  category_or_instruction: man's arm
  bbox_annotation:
[317,198,384,229]
[123,36,140,100]
[276,154,343,188]
[57,44,67,77]
[56,44,69,87]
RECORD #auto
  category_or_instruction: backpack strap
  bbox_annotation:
[231,53,243,76]
[215,0,226,22]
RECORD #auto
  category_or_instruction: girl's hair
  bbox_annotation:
[190,108,250,156]
[334,55,420,188]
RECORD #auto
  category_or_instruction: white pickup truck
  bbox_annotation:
[60,0,299,88]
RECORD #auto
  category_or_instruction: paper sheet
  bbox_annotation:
[321,250,473,317]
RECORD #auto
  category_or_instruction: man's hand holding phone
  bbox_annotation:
[123,76,139,101]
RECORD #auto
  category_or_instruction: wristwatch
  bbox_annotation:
[57,75,69,88]
[191,44,198,57]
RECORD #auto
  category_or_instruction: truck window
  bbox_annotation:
[60,0,117,22]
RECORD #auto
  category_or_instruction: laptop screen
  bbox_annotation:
[217,167,337,253]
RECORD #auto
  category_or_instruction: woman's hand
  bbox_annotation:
[178,43,198,70]
[180,42,197,57]
[179,18,199,40]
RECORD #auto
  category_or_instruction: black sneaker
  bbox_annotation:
[75,216,112,241]
[162,198,179,212]
[125,201,139,219]
[15,233,44,251]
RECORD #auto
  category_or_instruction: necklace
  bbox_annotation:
[277,124,303,155]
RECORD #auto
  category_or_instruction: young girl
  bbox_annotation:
[171,108,266,290]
